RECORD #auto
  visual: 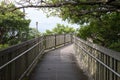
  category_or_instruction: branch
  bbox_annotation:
[79,8,119,15]
[11,1,120,11]
[67,6,119,17]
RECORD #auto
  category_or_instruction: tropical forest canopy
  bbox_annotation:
[0,0,120,52]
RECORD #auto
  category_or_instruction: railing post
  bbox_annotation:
[73,35,75,43]
[55,34,56,48]
[44,36,46,49]
[71,34,73,43]
[64,34,66,46]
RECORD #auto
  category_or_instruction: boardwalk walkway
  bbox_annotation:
[30,44,88,80]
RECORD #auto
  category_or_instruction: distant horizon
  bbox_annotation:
[25,8,79,33]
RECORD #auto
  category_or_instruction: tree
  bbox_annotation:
[1,0,120,51]
[77,12,120,52]
[0,2,30,45]
[7,0,120,12]
[0,0,119,17]
[53,24,75,34]
[44,29,53,35]
[44,24,75,35]
[28,28,41,39]
[42,1,120,52]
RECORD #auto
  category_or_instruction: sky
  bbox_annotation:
[25,8,79,33]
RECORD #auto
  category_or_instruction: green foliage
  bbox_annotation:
[44,29,53,35]
[109,41,120,52]
[0,2,30,46]
[53,24,75,34]
[28,28,41,39]
[43,0,120,52]
[47,1,100,25]
[0,44,9,51]
[44,24,75,35]
[77,12,120,52]
[77,25,91,40]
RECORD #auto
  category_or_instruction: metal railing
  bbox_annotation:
[0,34,72,80]
[74,36,120,80]
[1,34,119,80]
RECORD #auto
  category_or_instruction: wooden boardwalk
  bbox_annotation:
[30,44,88,80]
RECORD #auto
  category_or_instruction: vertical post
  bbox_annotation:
[64,34,65,46]
[114,60,117,80]
[107,56,110,80]
[36,22,38,38]
[71,34,73,43]
[36,22,38,31]
[25,43,29,70]
[44,36,46,49]
[55,34,56,48]
[73,35,76,44]
[105,55,108,80]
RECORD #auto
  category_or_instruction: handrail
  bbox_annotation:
[74,36,120,61]
[74,36,120,80]
[18,49,44,80]
[0,34,72,80]
[0,37,41,56]
[0,39,44,70]
[75,42,120,77]
[0,34,119,80]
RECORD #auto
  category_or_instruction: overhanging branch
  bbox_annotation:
[11,1,120,11]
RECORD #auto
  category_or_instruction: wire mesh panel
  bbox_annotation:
[74,36,120,80]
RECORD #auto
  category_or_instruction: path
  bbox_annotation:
[30,44,88,80]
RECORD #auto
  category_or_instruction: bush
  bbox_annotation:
[109,41,120,52]
[0,44,9,51]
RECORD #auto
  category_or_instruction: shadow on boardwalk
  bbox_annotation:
[30,44,88,80]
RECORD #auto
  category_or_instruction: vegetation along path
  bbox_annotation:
[30,44,88,80]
